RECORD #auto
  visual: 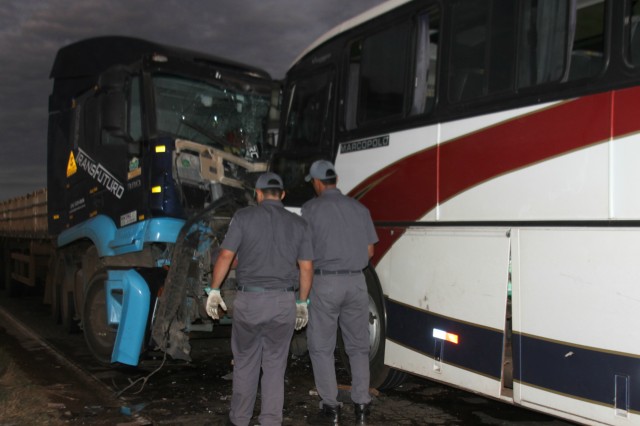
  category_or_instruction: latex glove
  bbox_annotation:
[295,301,309,330]
[206,289,227,320]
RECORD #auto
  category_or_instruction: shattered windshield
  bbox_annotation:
[153,74,272,160]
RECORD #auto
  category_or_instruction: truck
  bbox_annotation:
[0,36,278,366]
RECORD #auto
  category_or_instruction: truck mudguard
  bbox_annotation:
[106,269,150,366]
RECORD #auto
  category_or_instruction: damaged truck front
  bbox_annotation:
[47,36,277,365]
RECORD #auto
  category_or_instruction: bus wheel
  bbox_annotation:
[338,266,407,390]
[83,270,116,365]
[290,330,308,357]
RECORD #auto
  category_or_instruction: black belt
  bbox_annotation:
[314,269,362,276]
[237,286,295,292]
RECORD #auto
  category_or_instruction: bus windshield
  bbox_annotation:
[153,74,272,161]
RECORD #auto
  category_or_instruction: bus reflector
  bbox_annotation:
[151,186,162,193]
[433,328,459,344]
[155,145,166,153]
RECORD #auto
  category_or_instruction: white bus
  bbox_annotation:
[271,0,640,424]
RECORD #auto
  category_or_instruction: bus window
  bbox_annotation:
[411,10,440,115]
[518,0,605,87]
[518,0,572,88]
[628,0,640,66]
[449,0,516,102]
[283,70,334,152]
[345,20,411,129]
[567,0,605,81]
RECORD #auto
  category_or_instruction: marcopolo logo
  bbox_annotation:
[76,148,125,199]
[340,135,389,154]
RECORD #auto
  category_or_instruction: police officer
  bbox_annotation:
[206,172,314,426]
[302,160,378,425]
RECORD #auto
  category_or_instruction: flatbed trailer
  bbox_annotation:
[0,189,52,295]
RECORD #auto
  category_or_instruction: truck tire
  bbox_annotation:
[50,251,79,332]
[337,266,407,390]
[2,245,23,297]
[83,270,116,365]
[50,253,66,322]
[3,275,22,297]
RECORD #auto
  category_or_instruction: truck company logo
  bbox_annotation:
[340,135,389,154]
[76,148,125,199]
[66,151,78,177]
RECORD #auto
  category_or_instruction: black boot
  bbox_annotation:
[354,403,370,425]
[307,404,341,425]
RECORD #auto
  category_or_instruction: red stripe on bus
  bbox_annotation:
[350,86,640,263]
[439,92,611,202]
[613,85,640,138]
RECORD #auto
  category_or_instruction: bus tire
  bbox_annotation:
[83,270,116,365]
[290,330,308,357]
[338,266,407,391]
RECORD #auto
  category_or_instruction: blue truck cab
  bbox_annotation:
[46,36,276,365]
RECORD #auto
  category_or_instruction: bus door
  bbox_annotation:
[382,227,512,399]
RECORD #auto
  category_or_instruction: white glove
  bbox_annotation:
[295,301,309,330]
[206,289,227,320]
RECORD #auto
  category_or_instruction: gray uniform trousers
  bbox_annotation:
[307,274,371,408]
[229,290,296,426]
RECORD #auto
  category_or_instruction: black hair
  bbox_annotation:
[319,168,337,185]
[261,188,283,198]
[320,177,337,185]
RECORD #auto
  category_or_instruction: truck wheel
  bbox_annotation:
[50,252,79,332]
[50,254,66,322]
[337,266,407,390]
[3,275,22,297]
[83,270,116,365]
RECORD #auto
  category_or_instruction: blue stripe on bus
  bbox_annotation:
[385,299,504,379]
[513,333,640,412]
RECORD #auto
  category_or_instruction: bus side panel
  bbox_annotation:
[439,143,610,222]
[437,102,610,222]
[379,227,510,398]
[512,228,640,425]
[612,86,640,220]
[336,125,439,222]
[611,133,640,219]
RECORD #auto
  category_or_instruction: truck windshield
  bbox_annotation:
[153,74,272,160]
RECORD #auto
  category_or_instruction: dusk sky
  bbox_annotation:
[0,0,386,201]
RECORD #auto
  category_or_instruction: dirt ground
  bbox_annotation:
[0,328,135,426]
[0,348,58,425]
[0,294,573,426]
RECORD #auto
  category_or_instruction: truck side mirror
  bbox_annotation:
[99,66,129,92]
[101,91,128,138]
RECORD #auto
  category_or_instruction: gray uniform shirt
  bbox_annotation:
[222,199,313,288]
[301,187,378,271]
